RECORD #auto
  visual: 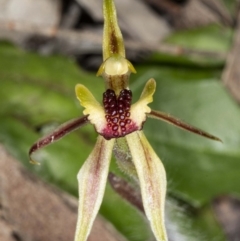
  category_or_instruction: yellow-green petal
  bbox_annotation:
[75,84,106,133]
[130,78,156,128]
[126,131,168,241]
[74,136,115,241]
[103,0,125,60]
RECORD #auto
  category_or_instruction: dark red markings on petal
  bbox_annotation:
[125,112,130,117]
[111,110,117,116]
[112,117,118,124]
[112,125,118,131]
[121,127,126,132]
[102,122,138,140]
[118,109,124,114]
[102,89,138,140]
[119,121,125,127]
[113,131,119,137]
[126,119,131,124]
[120,115,125,120]
[29,115,89,163]
[148,110,222,142]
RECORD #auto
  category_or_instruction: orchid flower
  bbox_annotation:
[29,0,221,241]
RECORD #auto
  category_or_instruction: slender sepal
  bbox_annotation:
[29,116,89,164]
[74,136,115,241]
[103,0,125,60]
[126,131,168,241]
[148,110,221,142]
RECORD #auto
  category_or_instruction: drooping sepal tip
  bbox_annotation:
[103,0,125,61]
[29,157,40,165]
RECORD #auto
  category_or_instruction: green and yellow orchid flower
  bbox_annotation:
[29,1,221,241]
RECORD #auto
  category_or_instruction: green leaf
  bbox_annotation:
[147,25,232,67]
[165,25,232,52]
